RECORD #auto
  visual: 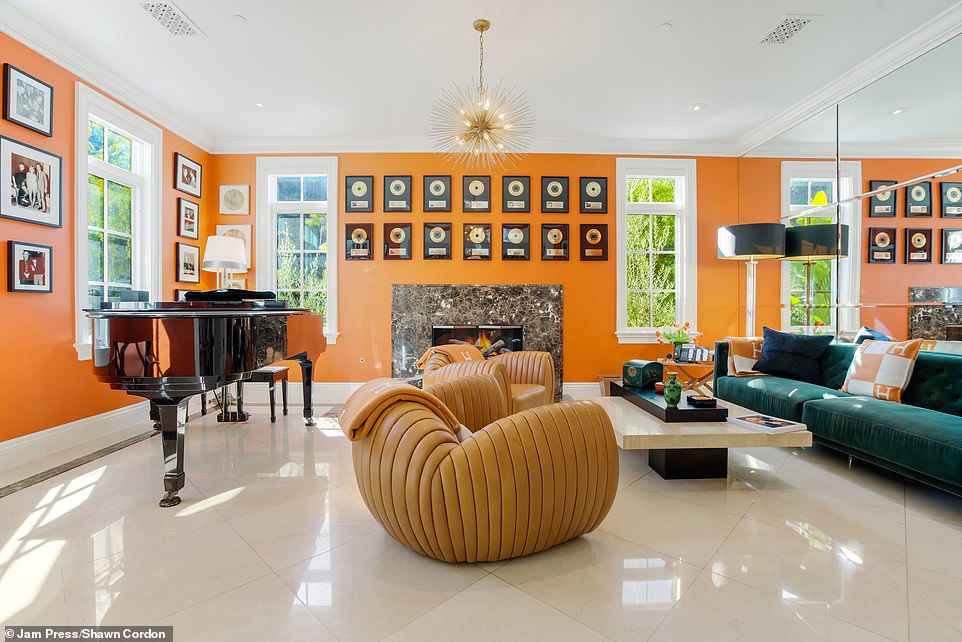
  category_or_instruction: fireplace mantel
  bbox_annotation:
[391,284,563,400]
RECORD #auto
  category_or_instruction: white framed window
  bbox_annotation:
[74,83,162,360]
[616,158,697,344]
[255,156,338,343]
[780,161,862,334]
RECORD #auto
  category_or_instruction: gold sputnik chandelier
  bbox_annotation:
[430,18,533,169]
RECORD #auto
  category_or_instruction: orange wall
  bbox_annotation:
[215,153,744,382]
[0,33,215,443]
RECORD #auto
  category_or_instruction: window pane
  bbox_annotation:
[303,176,328,201]
[652,254,675,290]
[303,213,327,251]
[278,291,301,308]
[626,254,651,290]
[107,286,132,300]
[626,215,650,252]
[651,178,676,203]
[88,120,104,160]
[625,178,650,203]
[88,231,104,282]
[276,253,301,289]
[88,175,105,227]
[652,215,675,251]
[303,290,326,316]
[107,181,132,233]
[304,253,326,289]
[812,260,832,292]
[107,234,132,284]
[106,130,132,171]
[652,293,676,327]
[87,285,104,309]
[626,292,651,328]
[810,182,834,203]
[790,262,807,290]
[789,181,809,206]
[276,214,301,250]
[276,176,301,201]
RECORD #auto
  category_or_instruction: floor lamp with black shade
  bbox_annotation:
[782,223,849,333]
[717,223,786,336]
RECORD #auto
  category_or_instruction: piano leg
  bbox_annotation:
[156,399,189,508]
[293,355,316,427]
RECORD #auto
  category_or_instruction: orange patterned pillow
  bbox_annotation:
[920,340,962,355]
[841,339,922,403]
[726,337,766,376]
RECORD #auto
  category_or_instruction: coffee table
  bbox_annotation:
[590,394,812,479]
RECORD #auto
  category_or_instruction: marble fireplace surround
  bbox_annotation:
[392,284,563,401]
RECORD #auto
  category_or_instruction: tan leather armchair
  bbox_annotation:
[339,377,619,563]
[421,351,555,413]
[423,374,509,432]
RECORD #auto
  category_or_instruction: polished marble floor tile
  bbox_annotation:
[907,565,962,642]
[905,507,962,581]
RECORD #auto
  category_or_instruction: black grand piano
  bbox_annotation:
[86,299,326,508]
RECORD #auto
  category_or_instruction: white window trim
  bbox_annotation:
[615,158,698,344]
[255,156,339,344]
[74,83,162,360]
[780,161,862,335]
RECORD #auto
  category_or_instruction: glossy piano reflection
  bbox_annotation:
[86,300,325,507]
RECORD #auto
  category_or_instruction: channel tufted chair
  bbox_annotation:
[420,350,555,413]
[338,377,619,563]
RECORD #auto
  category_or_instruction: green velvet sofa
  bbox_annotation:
[714,341,962,496]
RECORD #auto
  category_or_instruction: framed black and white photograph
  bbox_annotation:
[423,176,451,212]
[580,177,607,213]
[219,185,249,215]
[867,227,896,264]
[941,182,962,217]
[905,228,932,264]
[7,240,52,292]
[501,223,530,260]
[542,176,569,213]
[384,175,412,212]
[463,223,492,259]
[345,223,374,261]
[541,223,569,260]
[580,223,608,260]
[905,181,932,217]
[942,229,962,264]
[3,64,53,136]
[174,152,202,197]
[178,197,199,239]
[462,176,491,212]
[868,180,896,217]
[345,176,374,213]
[176,242,201,283]
[1,136,61,227]
[384,223,412,260]
[502,176,530,212]
[423,222,452,260]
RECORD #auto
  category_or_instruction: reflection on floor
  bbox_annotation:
[1,405,960,641]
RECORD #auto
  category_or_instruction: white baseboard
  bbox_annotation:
[0,401,152,472]
[562,382,604,400]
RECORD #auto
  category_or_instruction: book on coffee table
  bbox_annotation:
[728,414,806,434]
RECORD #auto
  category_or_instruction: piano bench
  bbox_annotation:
[248,366,289,423]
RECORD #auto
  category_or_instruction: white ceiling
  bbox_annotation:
[2,0,961,154]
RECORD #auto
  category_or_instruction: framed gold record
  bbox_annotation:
[541,176,569,213]
[423,175,452,212]
[501,223,530,260]
[942,228,962,264]
[541,223,569,260]
[462,176,491,212]
[383,223,412,260]
[579,177,607,213]
[579,223,608,260]
[867,227,895,264]
[345,176,374,213]
[463,223,492,260]
[344,223,374,261]
[868,180,896,217]
[423,222,452,260]
[905,228,932,264]
[942,182,962,218]
[502,176,530,213]
[905,181,931,217]
[383,175,412,212]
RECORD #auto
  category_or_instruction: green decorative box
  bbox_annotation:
[622,359,663,389]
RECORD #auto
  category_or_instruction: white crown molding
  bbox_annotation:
[0,1,215,152]
[211,134,740,157]
[735,2,962,156]
[746,141,962,159]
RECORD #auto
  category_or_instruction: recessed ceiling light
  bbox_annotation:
[687,103,706,112]
[659,22,672,32]
[255,102,264,108]
[232,14,248,24]
[888,107,910,116]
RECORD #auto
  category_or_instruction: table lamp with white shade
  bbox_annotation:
[201,235,247,288]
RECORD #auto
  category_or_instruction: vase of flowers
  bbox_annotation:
[655,322,701,361]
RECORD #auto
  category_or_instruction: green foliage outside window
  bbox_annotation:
[788,206,836,327]
[624,176,679,328]
[276,212,327,317]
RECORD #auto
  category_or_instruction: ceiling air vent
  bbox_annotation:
[140,2,203,36]
[759,15,817,45]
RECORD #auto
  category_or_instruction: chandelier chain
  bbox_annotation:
[478,27,484,96]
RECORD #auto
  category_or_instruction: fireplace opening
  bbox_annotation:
[432,325,523,356]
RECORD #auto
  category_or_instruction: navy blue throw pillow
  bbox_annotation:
[854,326,891,344]
[753,327,834,384]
